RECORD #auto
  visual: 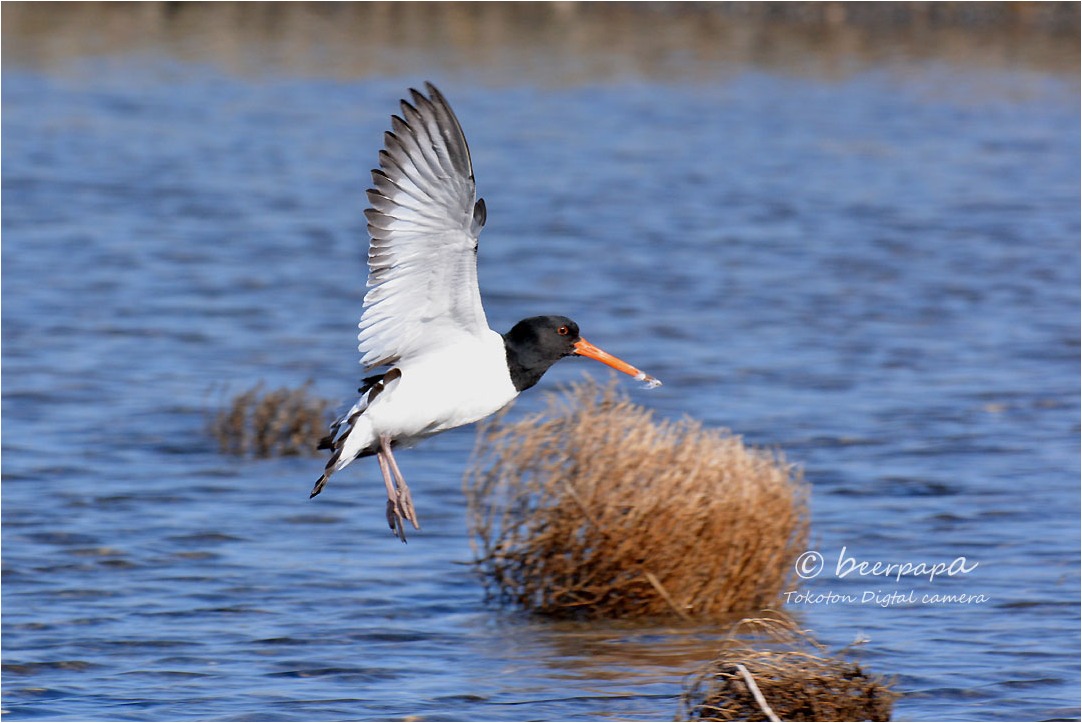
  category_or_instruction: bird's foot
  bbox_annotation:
[386,500,408,542]
[396,483,419,531]
[384,482,418,542]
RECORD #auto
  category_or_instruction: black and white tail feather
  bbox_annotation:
[309,370,399,498]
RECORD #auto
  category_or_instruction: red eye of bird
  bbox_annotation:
[557,326,569,336]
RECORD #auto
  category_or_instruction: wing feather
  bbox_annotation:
[357,83,489,370]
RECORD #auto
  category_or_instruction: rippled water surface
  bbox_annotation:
[3,12,1080,722]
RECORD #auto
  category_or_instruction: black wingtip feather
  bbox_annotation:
[400,96,420,120]
[424,81,442,99]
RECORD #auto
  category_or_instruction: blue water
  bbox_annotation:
[3,53,1079,721]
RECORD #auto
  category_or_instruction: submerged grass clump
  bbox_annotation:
[465,378,809,619]
[210,382,333,457]
[680,617,899,721]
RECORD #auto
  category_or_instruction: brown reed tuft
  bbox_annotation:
[465,377,809,619]
[210,381,333,457]
[680,616,899,721]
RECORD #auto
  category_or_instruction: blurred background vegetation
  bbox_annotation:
[4,2,1078,81]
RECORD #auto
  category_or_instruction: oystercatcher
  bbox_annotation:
[311,83,661,541]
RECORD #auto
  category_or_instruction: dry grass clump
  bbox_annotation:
[465,378,809,619]
[680,617,899,721]
[210,382,333,457]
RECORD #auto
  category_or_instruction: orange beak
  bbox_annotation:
[573,338,662,388]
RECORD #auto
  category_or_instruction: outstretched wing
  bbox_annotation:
[358,82,490,370]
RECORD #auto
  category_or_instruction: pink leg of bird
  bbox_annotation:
[376,447,407,541]
[376,435,419,541]
[380,434,420,534]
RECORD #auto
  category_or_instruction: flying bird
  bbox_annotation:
[311,83,661,541]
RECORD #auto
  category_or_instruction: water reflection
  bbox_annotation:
[492,616,738,681]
